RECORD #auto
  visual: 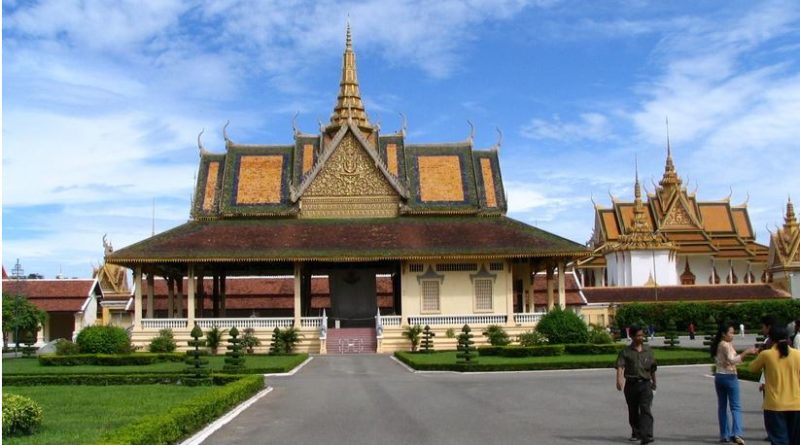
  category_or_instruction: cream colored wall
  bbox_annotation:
[581,305,613,327]
[400,261,512,316]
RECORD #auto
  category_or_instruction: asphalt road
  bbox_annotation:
[201,354,768,445]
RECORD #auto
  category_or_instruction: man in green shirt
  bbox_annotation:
[616,325,658,445]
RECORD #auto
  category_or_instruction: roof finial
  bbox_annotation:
[493,127,503,151]
[659,116,682,189]
[665,116,671,159]
[223,121,232,145]
[467,120,475,143]
[329,21,371,129]
[292,112,300,136]
[398,112,407,137]
[785,195,797,230]
[197,129,208,156]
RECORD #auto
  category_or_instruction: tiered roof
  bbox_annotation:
[768,198,800,272]
[585,144,767,266]
[108,27,586,269]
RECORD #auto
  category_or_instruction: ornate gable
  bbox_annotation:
[300,131,401,218]
[660,193,701,229]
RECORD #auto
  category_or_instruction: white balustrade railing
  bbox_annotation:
[142,319,188,329]
[513,312,546,324]
[381,316,402,326]
[407,314,507,326]
[195,318,294,329]
[301,317,323,328]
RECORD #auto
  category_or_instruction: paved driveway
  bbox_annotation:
[202,355,766,445]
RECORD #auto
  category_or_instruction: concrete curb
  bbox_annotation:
[179,386,273,445]
[263,356,313,377]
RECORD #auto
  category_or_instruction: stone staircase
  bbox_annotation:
[326,328,377,354]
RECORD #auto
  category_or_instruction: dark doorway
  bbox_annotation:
[329,267,377,328]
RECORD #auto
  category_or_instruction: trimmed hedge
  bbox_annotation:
[564,343,625,355]
[93,374,264,445]
[39,353,185,366]
[395,348,712,372]
[3,373,244,386]
[76,325,132,354]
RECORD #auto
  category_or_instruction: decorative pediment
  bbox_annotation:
[660,193,700,228]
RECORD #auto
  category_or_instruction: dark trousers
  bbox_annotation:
[624,379,654,439]
[764,410,800,445]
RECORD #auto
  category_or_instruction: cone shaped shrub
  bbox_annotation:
[223,326,246,373]
[421,325,435,353]
[185,324,211,386]
[269,327,285,355]
[664,319,681,348]
[456,324,477,365]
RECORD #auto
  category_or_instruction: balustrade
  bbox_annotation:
[407,314,507,326]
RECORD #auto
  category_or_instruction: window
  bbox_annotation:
[409,263,424,272]
[598,314,606,326]
[489,262,504,271]
[421,280,440,312]
[436,263,478,272]
[474,279,493,311]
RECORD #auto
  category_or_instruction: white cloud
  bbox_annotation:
[520,113,611,141]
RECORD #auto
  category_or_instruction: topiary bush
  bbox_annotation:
[268,327,284,355]
[536,308,589,344]
[223,327,246,373]
[518,330,548,346]
[663,319,681,348]
[54,338,80,355]
[75,325,131,354]
[420,325,435,353]
[482,325,511,346]
[456,324,477,365]
[2,393,43,437]
[148,328,177,353]
[185,324,211,386]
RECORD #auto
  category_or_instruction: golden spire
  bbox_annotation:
[329,22,372,129]
[630,156,649,233]
[659,117,682,188]
[785,196,797,232]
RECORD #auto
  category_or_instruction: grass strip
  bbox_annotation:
[1,385,207,445]
[4,354,307,376]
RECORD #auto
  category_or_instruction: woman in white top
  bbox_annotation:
[710,323,758,444]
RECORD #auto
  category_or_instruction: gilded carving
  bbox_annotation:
[386,144,398,176]
[305,133,396,197]
[664,204,692,226]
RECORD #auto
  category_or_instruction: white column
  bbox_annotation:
[187,266,196,325]
[293,262,302,327]
[558,260,567,310]
[167,278,175,318]
[505,262,514,326]
[527,265,535,313]
[146,274,155,318]
[546,265,555,311]
[176,278,184,318]
[134,267,143,330]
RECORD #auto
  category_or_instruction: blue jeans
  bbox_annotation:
[764,410,800,445]
[714,373,743,440]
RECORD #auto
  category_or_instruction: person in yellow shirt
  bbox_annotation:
[749,325,800,445]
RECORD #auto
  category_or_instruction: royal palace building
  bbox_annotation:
[106,27,588,353]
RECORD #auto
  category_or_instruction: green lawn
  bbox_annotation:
[2,385,207,445]
[2,354,308,375]
[396,348,712,371]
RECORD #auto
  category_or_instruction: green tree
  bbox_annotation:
[205,326,226,355]
[279,326,302,353]
[703,315,718,348]
[2,293,46,350]
[241,327,261,354]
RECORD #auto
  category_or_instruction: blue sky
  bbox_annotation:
[3,0,800,278]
